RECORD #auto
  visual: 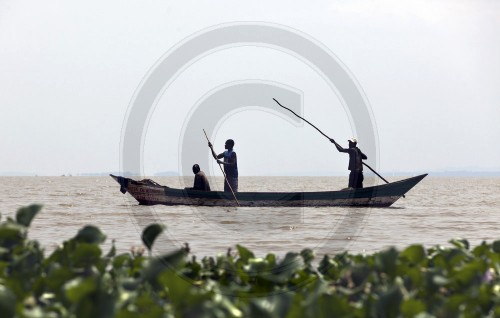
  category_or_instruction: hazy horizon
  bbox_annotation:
[2,169,500,177]
[1,1,499,177]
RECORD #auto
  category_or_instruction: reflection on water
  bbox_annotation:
[0,176,499,258]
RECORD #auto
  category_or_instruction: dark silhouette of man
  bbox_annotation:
[330,137,367,189]
[208,139,238,192]
[186,164,211,191]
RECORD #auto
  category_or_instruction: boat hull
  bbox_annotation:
[110,174,427,207]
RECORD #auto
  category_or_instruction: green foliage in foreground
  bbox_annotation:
[1,206,500,317]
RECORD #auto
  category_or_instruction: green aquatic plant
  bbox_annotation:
[0,205,500,317]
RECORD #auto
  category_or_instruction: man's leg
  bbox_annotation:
[357,172,364,188]
[224,177,238,192]
[348,171,355,188]
[230,177,238,192]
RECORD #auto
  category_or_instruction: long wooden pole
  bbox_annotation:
[272,98,397,190]
[203,129,240,207]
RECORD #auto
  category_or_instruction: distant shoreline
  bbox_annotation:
[2,171,500,177]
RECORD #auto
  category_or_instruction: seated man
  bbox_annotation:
[186,164,211,191]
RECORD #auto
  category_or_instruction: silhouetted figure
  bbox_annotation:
[330,138,367,189]
[208,139,238,192]
[186,164,211,191]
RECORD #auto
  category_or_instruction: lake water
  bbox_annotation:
[1,176,499,258]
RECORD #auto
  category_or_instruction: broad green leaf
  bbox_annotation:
[492,240,500,253]
[300,248,315,265]
[113,253,132,270]
[452,260,486,286]
[400,244,426,264]
[401,299,426,316]
[142,249,187,283]
[249,293,293,318]
[375,247,399,276]
[157,269,192,307]
[432,275,449,286]
[472,242,490,257]
[0,285,16,318]
[74,225,106,244]
[72,243,102,268]
[0,222,27,248]
[141,223,165,251]
[449,238,470,250]
[15,204,42,227]
[236,244,255,263]
[64,277,97,303]
[350,265,371,286]
[121,278,140,291]
[375,285,403,317]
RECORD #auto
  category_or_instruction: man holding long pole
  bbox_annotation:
[208,139,239,193]
[330,137,367,189]
[272,98,396,192]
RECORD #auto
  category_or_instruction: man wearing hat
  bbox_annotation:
[330,138,367,189]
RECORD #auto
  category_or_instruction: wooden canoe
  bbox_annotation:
[110,174,427,207]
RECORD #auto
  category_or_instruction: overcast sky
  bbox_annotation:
[1,0,499,176]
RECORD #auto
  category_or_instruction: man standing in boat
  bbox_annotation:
[185,164,211,191]
[208,139,238,192]
[330,137,367,189]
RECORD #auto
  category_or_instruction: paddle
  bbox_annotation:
[203,129,240,207]
[272,98,400,194]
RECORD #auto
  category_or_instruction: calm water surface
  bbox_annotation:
[1,176,499,258]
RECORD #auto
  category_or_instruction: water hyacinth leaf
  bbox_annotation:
[0,222,27,248]
[157,269,192,308]
[400,244,426,264]
[442,249,469,268]
[141,223,165,251]
[443,294,467,315]
[0,246,9,257]
[236,244,255,262]
[245,258,268,277]
[64,277,97,303]
[142,249,187,283]
[449,238,470,250]
[375,285,403,317]
[121,278,140,291]
[249,293,293,318]
[15,204,42,227]
[106,240,116,258]
[0,285,16,318]
[432,275,449,286]
[265,253,276,266]
[472,242,490,257]
[492,240,500,253]
[275,252,301,276]
[375,247,399,276]
[453,261,486,286]
[43,266,74,295]
[72,243,102,267]
[300,248,315,265]
[112,253,132,269]
[350,265,371,286]
[75,225,106,244]
[318,294,353,317]
[219,297,244,318]
[401,299,426,316]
